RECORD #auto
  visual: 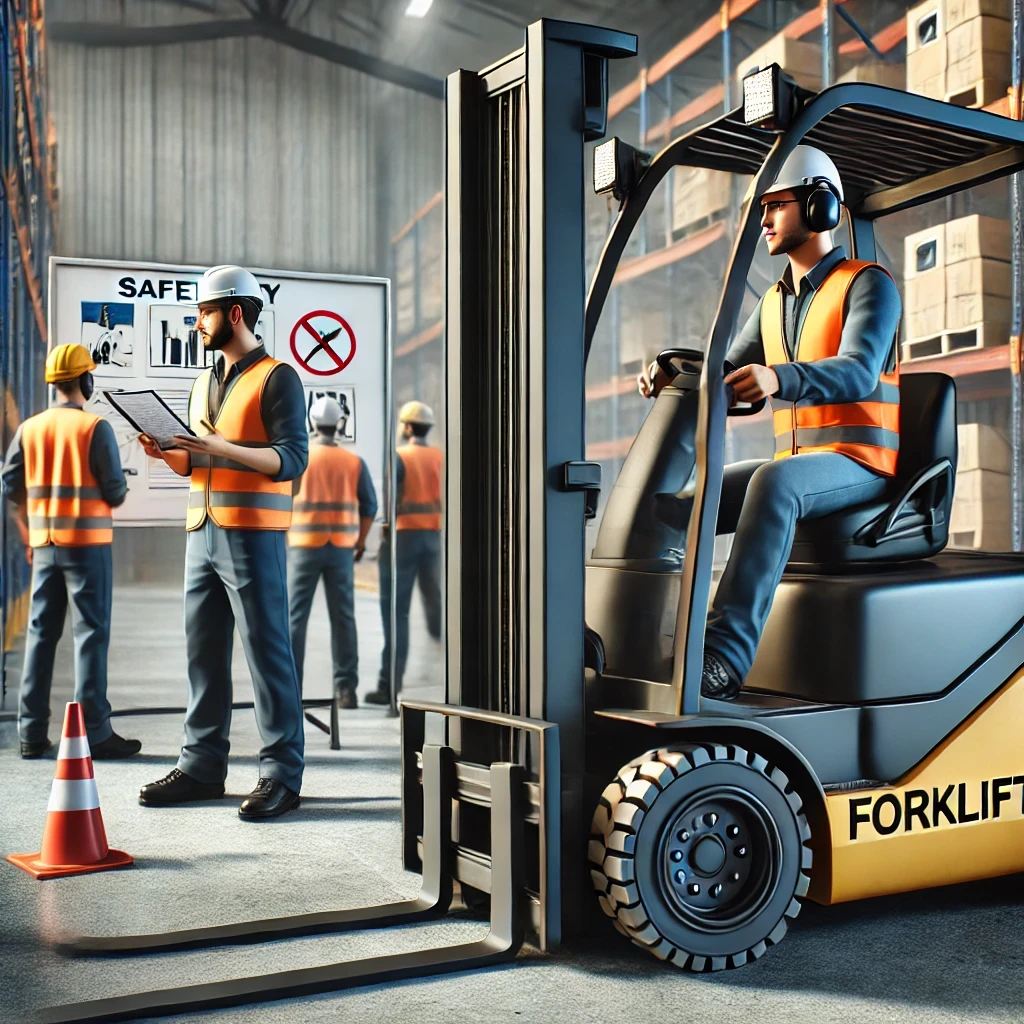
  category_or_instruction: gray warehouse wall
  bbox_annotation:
[46,0,444,275]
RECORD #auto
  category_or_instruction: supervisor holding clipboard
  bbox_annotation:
[137,265,309,821]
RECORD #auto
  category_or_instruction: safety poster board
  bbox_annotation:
[48,258,389,527]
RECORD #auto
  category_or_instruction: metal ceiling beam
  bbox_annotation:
[47,16,445,97]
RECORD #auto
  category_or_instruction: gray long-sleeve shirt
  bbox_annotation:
[727,246,902,405]
[2,404,128,507]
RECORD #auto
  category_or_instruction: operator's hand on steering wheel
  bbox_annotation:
[724,364,779,405]
[637,360,667,400]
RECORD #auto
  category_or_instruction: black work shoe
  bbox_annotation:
[91,732,142,760]
[20,738,52,759]
[700,650,742,700]
[139,769,225,806]
[363,688,392,706]
[238,778,300,821]
[335,689,358,710]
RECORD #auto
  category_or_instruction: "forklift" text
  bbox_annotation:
[849,777,1024,840]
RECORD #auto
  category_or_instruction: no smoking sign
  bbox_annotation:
[290,309,357,377]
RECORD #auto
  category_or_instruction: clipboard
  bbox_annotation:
[102,390,196,450]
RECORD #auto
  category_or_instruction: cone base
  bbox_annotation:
[6,847,133,880]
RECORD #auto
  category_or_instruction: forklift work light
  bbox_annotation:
[742,63,799,131]
[593,137,648,202]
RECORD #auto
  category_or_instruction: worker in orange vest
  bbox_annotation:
[1,343,140,760]
[639,146,901,700]
[365,400,442,705]
[136,266,308,820]
[287,396,377,709]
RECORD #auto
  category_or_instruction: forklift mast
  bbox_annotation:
[444,20,636,932]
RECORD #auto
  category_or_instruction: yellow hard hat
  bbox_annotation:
[398,400,435,427]
[45,343,96,383]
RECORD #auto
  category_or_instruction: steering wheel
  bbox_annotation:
[654,349,765,415]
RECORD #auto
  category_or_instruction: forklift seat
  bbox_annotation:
[786,372,956,570]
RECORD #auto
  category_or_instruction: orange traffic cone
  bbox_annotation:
[7,702,133,879]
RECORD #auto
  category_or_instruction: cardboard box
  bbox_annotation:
[945,256,1012,298]
[945,14,1011,63]
[907,0,943,53]
[950,466,1012,549]
[958,422,1012,473]
[945,0,1010,32]
[947,290,1012,328]
[945,214,1011,263]
[904,224,945,277]
[905,268,946,337]
[672,166,733,234]
[907,43,947,97]
[836,60,906,89]
[737,33,822,92]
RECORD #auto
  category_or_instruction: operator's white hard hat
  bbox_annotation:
[310,396,344,429]
[763,145,844,203]
[398,400,435,427]
[196,265,265,309]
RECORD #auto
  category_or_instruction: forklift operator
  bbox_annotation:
[638,145,902,701]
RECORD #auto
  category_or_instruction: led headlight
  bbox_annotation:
[742,63,800,131]
[593,137,650,202]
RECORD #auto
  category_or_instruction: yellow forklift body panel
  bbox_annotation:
[818,667,1024,904]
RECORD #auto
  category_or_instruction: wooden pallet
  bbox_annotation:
[946,78,1008,110]
[901,321,1008,363]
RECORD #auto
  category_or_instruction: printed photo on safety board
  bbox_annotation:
[81,301,134,374]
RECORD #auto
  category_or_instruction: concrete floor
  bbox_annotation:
[2,575,1024,1023]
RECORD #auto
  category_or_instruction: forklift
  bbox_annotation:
[38,17,1024,1024]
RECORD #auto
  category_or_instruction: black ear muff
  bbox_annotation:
[80,372,95,401]
[804,177,841,233]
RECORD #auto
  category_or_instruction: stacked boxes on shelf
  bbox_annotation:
[836,59,906,89]
[906,0,1011,107]
[736,30,821,92]
[671,167,736,236]
[418,205,444,326]
[902,214,1010,361]
[950,423,1012,549]
[394,232,417,338]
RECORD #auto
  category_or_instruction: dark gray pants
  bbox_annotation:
[287,544,357,697]
[378,529,441,692]
[19,544,114,745]
[177,520,304,792]
[705,453,888,681]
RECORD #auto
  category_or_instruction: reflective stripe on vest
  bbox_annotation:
[760,259,900,477]
[396,443,443,531]
[21,408,114,546]
[287,443,364,548]
[186,356,293,531]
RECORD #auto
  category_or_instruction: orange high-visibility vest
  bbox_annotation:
[186,356,293,531]
[287,443,364,548]
[396,443,443,531]
[21,408,113,546]
[761,259,900,477]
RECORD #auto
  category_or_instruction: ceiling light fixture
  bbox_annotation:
[405,0,434,16]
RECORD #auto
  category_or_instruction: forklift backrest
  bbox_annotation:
[788,372,957,568]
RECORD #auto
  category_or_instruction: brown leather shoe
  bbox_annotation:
[335,689,358,710]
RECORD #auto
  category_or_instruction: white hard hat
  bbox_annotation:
[398,400,435,427]
[196,265,264,309]
[763,145,844,203]
[310,396,344,429]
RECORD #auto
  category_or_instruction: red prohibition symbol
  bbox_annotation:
[290,310,357,377]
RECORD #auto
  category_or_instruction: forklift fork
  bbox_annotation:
[38,748,527,1024]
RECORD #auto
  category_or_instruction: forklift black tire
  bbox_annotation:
[589,743,812,970]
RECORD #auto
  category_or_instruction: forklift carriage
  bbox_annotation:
[39,18,1024,1023]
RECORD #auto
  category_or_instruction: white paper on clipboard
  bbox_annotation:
[103,390,195,449]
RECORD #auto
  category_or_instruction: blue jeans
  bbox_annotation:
[19,544,114,745]
[287,544,357,696]
[705,453,888,681]
[178,520,304,791]
[378,529,442,692]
